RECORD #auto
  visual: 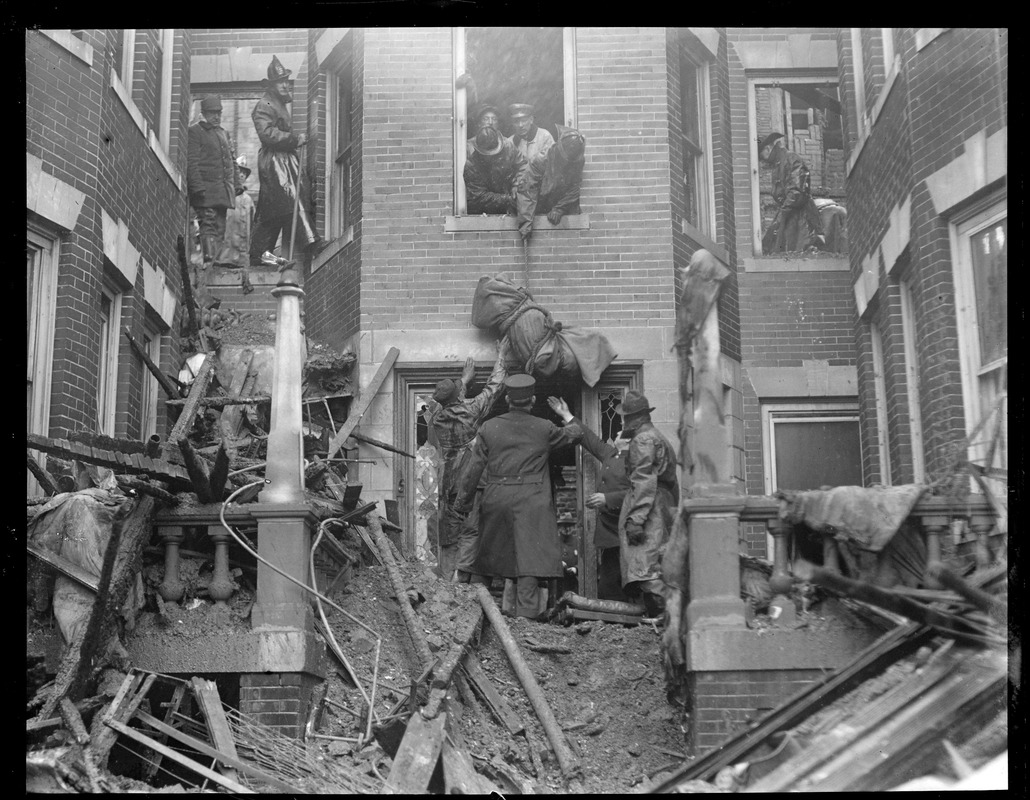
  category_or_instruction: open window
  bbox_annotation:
[748,76,847,255]
[453,27,576,218]
[27,226,59,495]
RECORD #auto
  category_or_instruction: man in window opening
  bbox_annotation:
[187,95,243,282]
[758,132,826,253]
[454,374,584,620]
[464,126,526,215]
[516,126,586,241]
[464,103,509,158]
[547,396,631,602]
[614,391,679,617]
[249,55,322,267]
[509,103,554,168]
[427,344,508,584]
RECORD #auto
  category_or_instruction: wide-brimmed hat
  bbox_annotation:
[505,374,536,402]
[508,103,534,120]
[432,378,461,405]
[615,390,655,417]
[758,132,784,151]
[472,126,503,157]
[235,155,251,179]
[200,95,222,113]
[266,55,292,83]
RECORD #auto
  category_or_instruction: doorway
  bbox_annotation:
[394,362,642,596]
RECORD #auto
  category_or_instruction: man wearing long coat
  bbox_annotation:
[249,55,318,265]
[187,95,242,268]
[428,349,507,583]
[455,374,583,619]
[616,391,679,616]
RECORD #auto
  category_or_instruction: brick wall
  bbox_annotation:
[844,28,1007,481]
[690,668,823,754]
[239,671,321,738]
[27,29,191,440]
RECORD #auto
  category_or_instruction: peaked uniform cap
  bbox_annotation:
[615,390,655,416]
[508,103,534,119]
[266,55,292,82]
[505,373,536,402]
[759,132,784,150]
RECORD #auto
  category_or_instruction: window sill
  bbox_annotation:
[311,226,355,274]
[742,254,849,273]
[148,130,181,190]
[110,68,147,137]
[40,30,93,66]
[445,214,590,233]
[681,219,729,266]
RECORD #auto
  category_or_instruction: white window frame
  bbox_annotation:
[120,29,136,87]
[747,73,841,255]
[453,26,577,216]
[325,66,354,243]
[898,279,926,482]
[28,227,60,496]
[97,284,122,436]
[850,28,869,139]
[680,46,716,240]
[155,28,175,150]
[140,322,163,440]
[880,28,895,74]
[950,196,1007,474]
[869,320,893,485]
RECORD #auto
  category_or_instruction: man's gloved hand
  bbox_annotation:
[546,208,564,226]
[625,522,646,546]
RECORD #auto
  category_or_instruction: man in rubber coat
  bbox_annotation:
[454,374,583,619]
[616,390,679,616]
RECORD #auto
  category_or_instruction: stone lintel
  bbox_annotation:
[688,624,880,672]
[127,629,327,677]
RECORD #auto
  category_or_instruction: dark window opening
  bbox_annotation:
[465,27,564,142]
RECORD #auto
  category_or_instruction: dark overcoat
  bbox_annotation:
[575,418,629,550]
[187,122,241,209]
[456,409,582,578]
[252,90,303,218]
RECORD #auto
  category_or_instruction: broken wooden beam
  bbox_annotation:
[422,610,483,719]
[26,542,100,593]
[168,354,215,444]
[124,327,181,400]
[166,394,271,408]
[114,475,178,505]
[326,347,400,461]
[349,431,415,459]
[27,454,61,496]
[177,437,213,503]
[88,671,158,769]
[383,708,448,794]
[191,677,240,783]
[925,561,1007,626]
[176,234,202,341]
[475,583,580,778]
[460,653,525,736]
[207,442,231,501]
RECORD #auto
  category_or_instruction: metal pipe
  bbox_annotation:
[474,584,580,778]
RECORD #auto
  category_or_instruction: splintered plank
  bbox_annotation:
[190,677,239,782]
[142,681,189,781]
[168,354,216,444]
[88,671,158,769]
[105,717,256,794]
[460,652,525,736]
[326,347,399,461]
[384,710,448,794]
[26,542,100,592]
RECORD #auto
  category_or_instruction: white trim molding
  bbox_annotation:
[191,48,305,84]
[26,152,86,232]
[101,208,141,289]
[110,67,148,137]
[141,257,177,329]
[39,29,94,66]
[915,28,948,52]
[924,127,1007,217]
[747,361,857,399]
[148,128,182,189]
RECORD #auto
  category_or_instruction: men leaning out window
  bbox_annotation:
[464,127,526,215]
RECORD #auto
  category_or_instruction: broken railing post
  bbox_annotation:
[474,583,580,779]
[969,512,995,569]
[157,527,186,603]
[920,513,948,589]
[766,516,796,626]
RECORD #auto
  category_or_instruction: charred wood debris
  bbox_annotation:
[26,265,1010,792]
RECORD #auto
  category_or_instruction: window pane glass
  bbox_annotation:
[773,419,862,491]
[465,27,564,141]
[681,56,699,145]
[336,68,352,154]
[971,218,1006,365]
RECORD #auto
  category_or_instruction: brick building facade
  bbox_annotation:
[27,29,189,489]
